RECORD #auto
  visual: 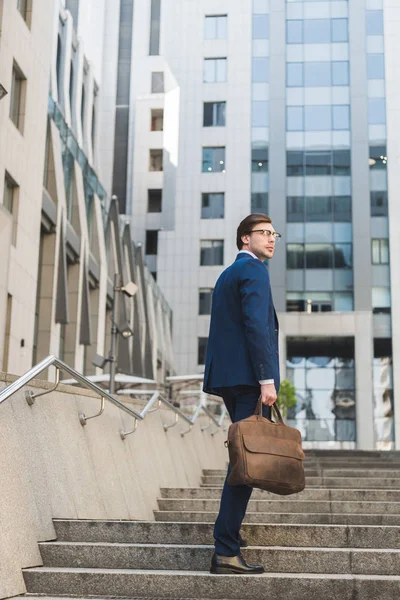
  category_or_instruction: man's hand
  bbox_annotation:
[260,383,277,406]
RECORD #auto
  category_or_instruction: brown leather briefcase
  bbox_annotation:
[225,397,305,495]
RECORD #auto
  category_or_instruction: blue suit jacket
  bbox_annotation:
[203,253,280,396]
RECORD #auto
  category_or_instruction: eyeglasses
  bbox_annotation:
[250,229,282,241]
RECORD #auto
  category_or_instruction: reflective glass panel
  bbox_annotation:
[333,150,351,175]
[287,244,305,268]
[201,193,224,218]
[304,19,330,43]
[331,18,348,42]
[306,196,333,221]
[332,61,349,86]
[287,151,304,175]
[333,105,350,130]
[287,20,303,43]
[287,196,305,222]
[334,292,353,311]
[287,63,304,87]
[253,57,269,82]
[253,14,269,39]
[306,244,333,268]
[366,10,384,36]
[304,105,331,130]
[202,147,226,172]
[334,244,352,268]
[252,101,269,127]
[305,152,331,175]
[367,54,385,79]
[368,98,386,124]
[287,106,304,130]
[304,62,331,86]
[371,191,388,217]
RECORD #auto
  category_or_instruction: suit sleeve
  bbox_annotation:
[239,259,275,382]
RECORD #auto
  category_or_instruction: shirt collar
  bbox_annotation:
[238,250,259,260]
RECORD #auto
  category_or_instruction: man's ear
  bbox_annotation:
[241,234,249,247]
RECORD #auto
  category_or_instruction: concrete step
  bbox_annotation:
[38,541,400,575]
[153,510,400,525]
[201,475,400,488]
[157,498,400,515]
[160,487,400,502]
[203,469,400,478]
[22,566,400,599]
[53,519,400,549]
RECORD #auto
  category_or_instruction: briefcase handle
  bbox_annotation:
[255,396,284,424]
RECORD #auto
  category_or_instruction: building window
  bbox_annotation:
[366,10,384,36]
[203,102,226,127]
[9,62,26,132]
[287,244,352,269]
[372,239,389,265]
[148,189,162,212]
[287,196,352,223]
[146,230,158,255]
[287,292,353,313]
[367,55,385,80]
[372,287,391,314]
[252,57,269,82]
[151,109,164,131]
[205,15,227,39]
[287,105,350,131]
[204,58,227,83]
[287,19,348,44]
[149,0,161,55]
[198,337,208,365]
[3,173,19,246]
[371,191,388,217]
[253,14,269,39]
[149,149,163,171]
[151,72,164,93]
[287,150,351,177]
[201,193,224,219]
[252,147,268,172]
[287,61,350,87]
[200,240,224,266]
[286,340,356,442]
[17,0,32,26]
[199,288,213,315]
[202,147,226,173]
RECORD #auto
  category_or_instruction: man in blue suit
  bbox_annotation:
[203,213,281,575]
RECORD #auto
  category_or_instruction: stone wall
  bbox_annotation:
[0,374,227,598]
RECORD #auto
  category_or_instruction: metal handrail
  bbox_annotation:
[0,355,228,439]
[118,389,228,438]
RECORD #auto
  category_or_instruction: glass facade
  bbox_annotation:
[373,340,394,449]
[251,0,269,213]
[48,96,108,223]
[287,339,355,443]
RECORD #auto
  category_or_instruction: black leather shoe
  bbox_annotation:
[239,534,248,548]
[210,552,264,575]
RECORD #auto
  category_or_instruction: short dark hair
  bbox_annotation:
[236,213,272,250]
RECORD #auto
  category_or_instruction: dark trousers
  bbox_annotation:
[213,385,271,556]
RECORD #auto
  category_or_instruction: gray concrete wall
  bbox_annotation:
[0,375,227,599]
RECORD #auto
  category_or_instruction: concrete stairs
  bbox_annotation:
[23,450,400,599]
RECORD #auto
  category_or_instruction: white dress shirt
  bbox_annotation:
[238,250,275,386]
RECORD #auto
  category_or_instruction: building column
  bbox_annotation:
[383,0,400,449]
[355,312,375,449]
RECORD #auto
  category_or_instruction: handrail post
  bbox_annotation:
[25,368,61,406]
[79,396,106,426]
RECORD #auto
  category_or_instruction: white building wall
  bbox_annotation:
[0,0,55,374]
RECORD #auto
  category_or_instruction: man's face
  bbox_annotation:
[241,222,278,261]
